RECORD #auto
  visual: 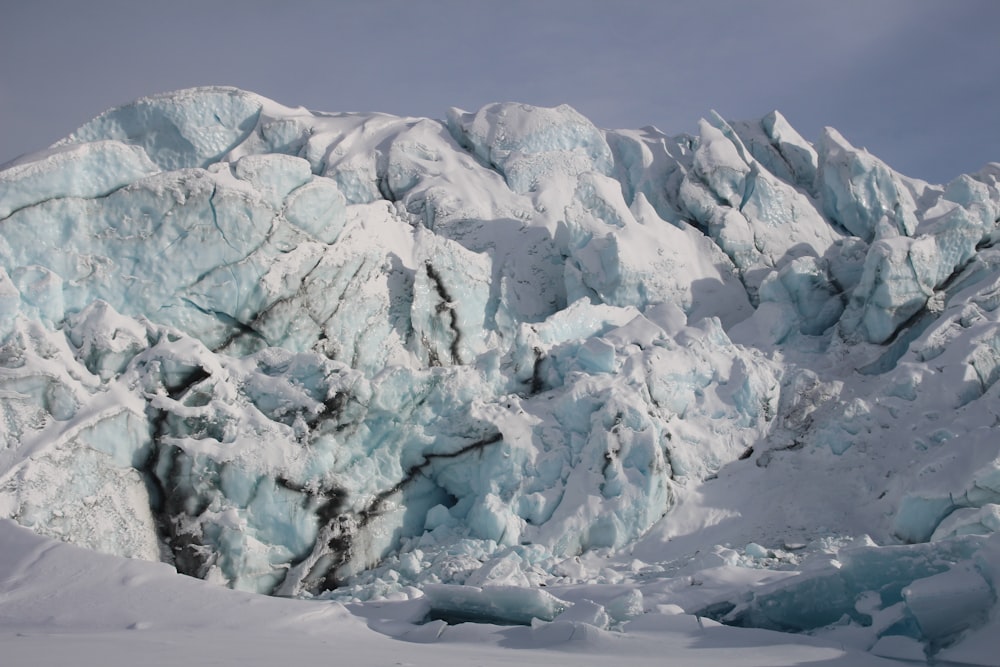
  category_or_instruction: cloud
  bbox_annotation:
[0,0,996,181]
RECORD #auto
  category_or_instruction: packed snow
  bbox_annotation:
[1,87,999,665]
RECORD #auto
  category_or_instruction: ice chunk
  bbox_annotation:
[945,173,995,213]
[65,301,149,381]
[893,433,1000,542]
[2,419,158,561]
[677,116,840,303]
[10,265,64,325]
[932,505,1000,540]
[422,583,568,625]
[562,179,752,327]
[411,232,493,366]
[0,141,159,218]
[761,110,819,192]
[0,269,18,341]
[552,599,610,629]
[283,178,347,243]
[756,256,845,338]
[603,126,688,225]
[467,493,524,546]
[902,564,995,640]
[61,86,264,170]
[692,119,751,208]
[817,127,919,241]
[841,237,933,343]
[233,153,312,209]
[446,102,613,192]
[0,167,276,341]
[894,496,957,543]
[705,536,988,638]
[606,589,644,622]
[464,551,535,587]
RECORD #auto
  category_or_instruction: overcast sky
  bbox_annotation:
[1,1,997,183]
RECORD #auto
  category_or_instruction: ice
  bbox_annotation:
[753,256,845,341]
[839,196,997,345]
[891,429,1000,542]
[869,635,926,661]
[552,599,611,629]
[66,300,150,381]
[232,153,312,209]
[59,86,265,170]
[3,86,1000,662]
[902,564,995,640]
[4,516,912,666]
[283,178,348,243]
[701,536,998,657]
[816,127,919,241]
[7,443,160,561]
[446,102,613,192]
[0,141,158,218]
[606,589,644,623]
[422,583,568,625]
[0,269,18,341]
[410,231,493,366]
[933,504,1000,540]
[676,114,840,302]
[841,237,936,344]
[692,118,751,208]
[603,126,688,225]
[740,111,818,193]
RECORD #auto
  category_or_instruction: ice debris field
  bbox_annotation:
[1,87,999,665]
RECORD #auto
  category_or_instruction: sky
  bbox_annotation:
[1,0,997,184]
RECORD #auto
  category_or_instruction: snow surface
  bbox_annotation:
[2,86,1000,665]
[0,519,901,667]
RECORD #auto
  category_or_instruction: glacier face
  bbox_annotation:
[2,87,1000,658]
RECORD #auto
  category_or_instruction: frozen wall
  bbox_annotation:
[2,89,999,660]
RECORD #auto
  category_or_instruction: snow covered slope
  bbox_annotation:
[1,87,999,663]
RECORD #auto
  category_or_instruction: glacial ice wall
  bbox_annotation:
[0,89,776,594]
[1,86,999,656]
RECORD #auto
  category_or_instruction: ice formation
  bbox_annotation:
[2,87,999,662]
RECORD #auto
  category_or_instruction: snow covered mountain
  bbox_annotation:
[1,87,998,664]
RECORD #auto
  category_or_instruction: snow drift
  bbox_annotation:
[1,87,999,663]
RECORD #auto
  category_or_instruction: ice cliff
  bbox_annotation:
[2,87,999,662]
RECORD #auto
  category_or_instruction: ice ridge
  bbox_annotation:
[2,86,1000,660]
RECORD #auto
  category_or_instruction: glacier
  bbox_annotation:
[1,86,999,663]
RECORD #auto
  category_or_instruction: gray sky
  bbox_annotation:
[1,1,997,183]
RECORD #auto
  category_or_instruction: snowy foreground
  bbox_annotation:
[0,519,915,667]
[2,87,1000,665]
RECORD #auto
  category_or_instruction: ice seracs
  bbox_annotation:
[2,86,999,663]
